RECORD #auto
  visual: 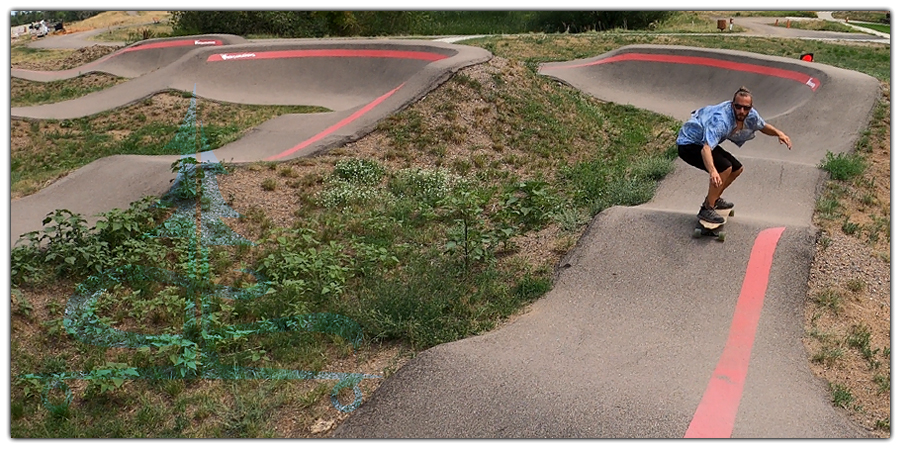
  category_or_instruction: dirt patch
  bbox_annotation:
[11,45,123,71]
[802,83,891,438]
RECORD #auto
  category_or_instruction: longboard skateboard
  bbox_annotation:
[692,207,734,242]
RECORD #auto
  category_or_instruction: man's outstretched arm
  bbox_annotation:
[761,124,792,149]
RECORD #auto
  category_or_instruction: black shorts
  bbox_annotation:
[677,144,743,174]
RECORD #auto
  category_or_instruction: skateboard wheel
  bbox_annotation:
[717,232,726,242]
[693,228,702,238]
[728,210,735,217]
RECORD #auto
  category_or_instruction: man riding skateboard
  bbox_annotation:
[675,86,792,224]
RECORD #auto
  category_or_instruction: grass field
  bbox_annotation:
[91,23,174,43]
[831,11,890,23]
[772,19,857,33]
[851,22,890,34]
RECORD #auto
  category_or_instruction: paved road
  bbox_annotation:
[22,24,133,49]
[10,19,884,438]
[733,15,888,43]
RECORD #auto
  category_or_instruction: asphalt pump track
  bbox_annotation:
[10,36,880,438]
[335,45,880,438]
[10,36,492,245]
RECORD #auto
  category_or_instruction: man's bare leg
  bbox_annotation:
[706,167,732,208]
[720,166,743,192]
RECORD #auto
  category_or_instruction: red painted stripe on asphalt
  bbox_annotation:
[684,227,786,438]
[207,49,448,62]
[265,83,405,161]
[544,53,820,91]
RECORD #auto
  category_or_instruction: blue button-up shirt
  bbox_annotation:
[676,101,767,149]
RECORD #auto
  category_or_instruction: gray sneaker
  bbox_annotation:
[714,197,734,210]
[698,203,725,223]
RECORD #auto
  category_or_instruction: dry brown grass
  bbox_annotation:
[62,11,170,34]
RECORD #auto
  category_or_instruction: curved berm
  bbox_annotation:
[11,39,491,162]
[10,39,491,246]
[11,34,247,81]
[539,45,875,166]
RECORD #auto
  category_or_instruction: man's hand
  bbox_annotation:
[762,123,792,150]
[778,132,792,150]
[709,171,722,188]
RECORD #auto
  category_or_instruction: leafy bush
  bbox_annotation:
[819,151,867,181]
[497,179,561,230]
[256,228,353,298]
[388,168,458,207]
[332,158,385,185]
[316,159,388,208]
[11,196,169,287]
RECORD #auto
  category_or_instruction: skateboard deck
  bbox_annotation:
[693,207,734,242]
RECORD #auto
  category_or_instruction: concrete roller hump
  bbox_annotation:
[11,34,248,81]
[166,39,468,110]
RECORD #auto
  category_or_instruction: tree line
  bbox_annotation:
[10,10,102,26]
[9,11,673,35]
[169,11,673,37]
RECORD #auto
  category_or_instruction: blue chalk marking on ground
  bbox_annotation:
[18,87,380,414]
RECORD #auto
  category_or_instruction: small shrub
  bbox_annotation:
[813,288,842,314]
[873,374,890,394]
[388,168,458,207]
[815,197,842,220]
[819,151,866,181]
[846,278,866,293]
[498,180,560,230]
[846,324,872,350]
[333,158,385,185]
[316,182,383,208]
[829,382,854,409]
[278,166,299,178]
[812,346,844,367]
[841,218,860,236]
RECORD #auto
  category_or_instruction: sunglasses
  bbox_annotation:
[732,103,752,111]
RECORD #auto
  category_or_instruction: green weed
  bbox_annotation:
[873,374,890,394]
[846,278,866,293]
[819,151,867,181]
[829,382,855,409]
[846,324,881,369]
[812,346,844,367]
[812,288,842,314]
[388,168,458,207]
[815,197,842,221]
[841,218,860,236]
